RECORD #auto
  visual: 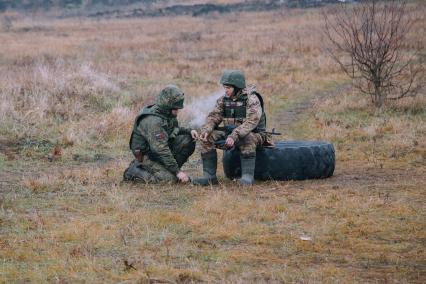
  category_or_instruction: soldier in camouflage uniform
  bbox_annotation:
[192,70,270,186]
[123,85,197,183]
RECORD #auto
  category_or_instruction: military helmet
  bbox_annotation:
[156,85,184,110]
[220,69,246,89]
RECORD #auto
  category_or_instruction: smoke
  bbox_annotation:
[182,90,224,128]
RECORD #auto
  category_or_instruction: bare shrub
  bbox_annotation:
[178,31,202,41]
[1,15,13,32]
[323,0,424,110]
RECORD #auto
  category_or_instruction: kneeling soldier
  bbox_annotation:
[123,85,197,183]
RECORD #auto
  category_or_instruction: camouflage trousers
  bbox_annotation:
[199,130,264,155]
[123,134,195,183]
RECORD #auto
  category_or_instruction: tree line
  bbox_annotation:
[0,0,156,12]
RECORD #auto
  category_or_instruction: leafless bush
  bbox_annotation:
[178,31,202,41]
[323,0,424,110]
[1,15,13,31]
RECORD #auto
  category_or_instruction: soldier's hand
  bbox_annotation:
[200,132,209,142]
[224,137,235,148]
[191,130,199,140]
[176,171,190,183]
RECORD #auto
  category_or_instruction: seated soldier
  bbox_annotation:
[192,70,272,186]
[123,85,198,183]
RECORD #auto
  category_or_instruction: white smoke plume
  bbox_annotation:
[182,90,224,128]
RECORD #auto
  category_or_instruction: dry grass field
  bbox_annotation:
[1,3,425,283]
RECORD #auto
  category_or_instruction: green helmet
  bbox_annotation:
[156,85,184,110]
[220,69,246,89]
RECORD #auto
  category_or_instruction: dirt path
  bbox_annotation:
[275,83,351,129]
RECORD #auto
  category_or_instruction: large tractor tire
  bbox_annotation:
[223,140,335,181]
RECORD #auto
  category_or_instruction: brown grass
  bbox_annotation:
[0,3,425,283]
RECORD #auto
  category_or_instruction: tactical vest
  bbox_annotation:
[222,92,266,130]
[129,105,166,153]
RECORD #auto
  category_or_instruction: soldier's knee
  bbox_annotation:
[178,134,196,154]
[178,133,191,144]
[239,141,257,155]
[176,134,193,145]
[240,147,257,155]
[238,133,262,152]
[240,151,256,158]
[199,142,215,154]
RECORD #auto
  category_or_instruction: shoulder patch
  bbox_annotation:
[155,132,166,141]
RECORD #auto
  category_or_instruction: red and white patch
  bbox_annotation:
[155,132,166,141]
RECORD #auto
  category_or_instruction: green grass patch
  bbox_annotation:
[387,104,426,118]
[131,78,159,87]
[87,96,117,112]
[0,153,5,171]
[288,116,317,139]
[323,109,371,129]
[117,90,139,108]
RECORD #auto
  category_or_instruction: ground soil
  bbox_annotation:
[1,84,425,283]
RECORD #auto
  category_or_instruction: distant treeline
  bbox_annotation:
[0,0,356,14]
[0,0,154,12]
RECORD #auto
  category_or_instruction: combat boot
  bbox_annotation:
[238,153,256,186]
[192,151,218,186]
[123,160,155,183]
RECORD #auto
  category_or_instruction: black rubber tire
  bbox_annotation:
[223,140,335,181]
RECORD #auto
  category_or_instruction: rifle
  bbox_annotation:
[215,125,282,136]
[214,125,281,150]
[214,139,230,150]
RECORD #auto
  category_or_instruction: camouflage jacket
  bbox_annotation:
[131,105,191,174]
[200,85,263,142]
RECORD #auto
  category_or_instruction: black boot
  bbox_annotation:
[238,153,256,186]
[192,151,218,186]
[123,160,155,183]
